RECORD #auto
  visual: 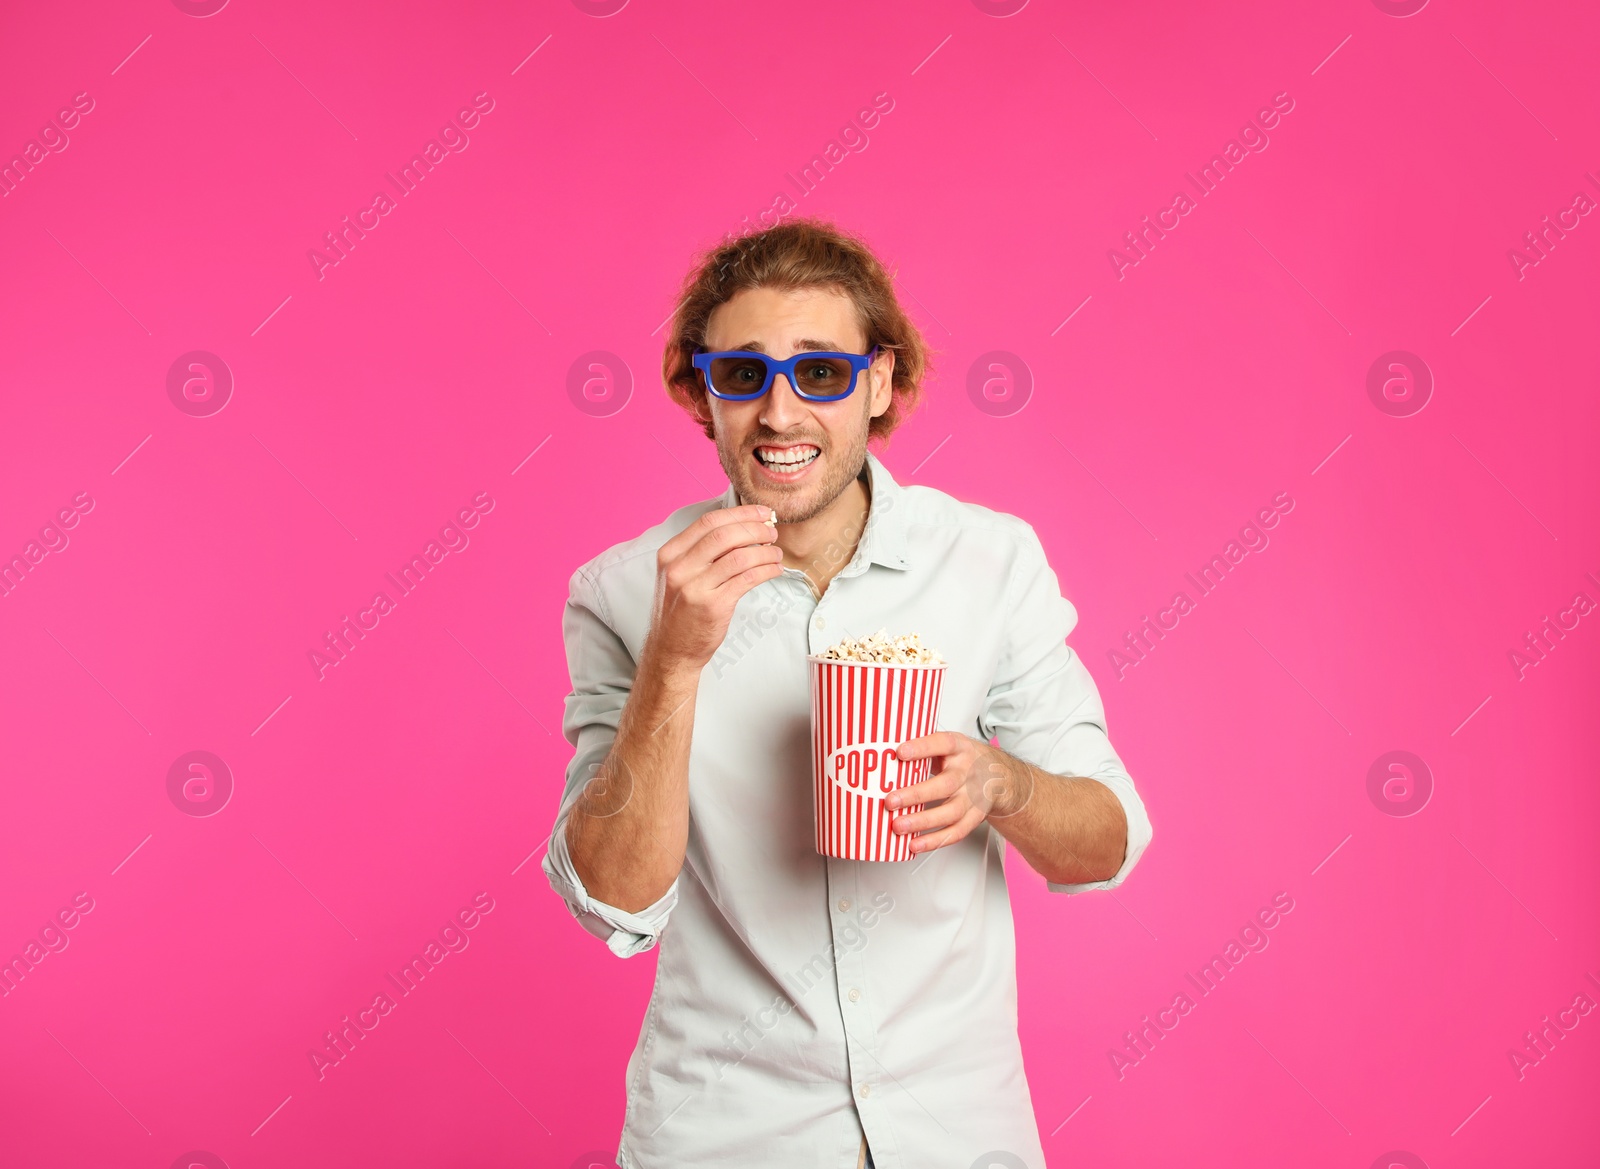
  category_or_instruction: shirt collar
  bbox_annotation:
[715,449,911,572]
[855,450,911,571]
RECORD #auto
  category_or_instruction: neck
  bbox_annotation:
[776,467,873,598]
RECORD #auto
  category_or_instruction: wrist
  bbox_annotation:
[980,746,1034,819]
[639,637,706,691]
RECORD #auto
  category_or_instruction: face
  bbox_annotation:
[699,286,894,524]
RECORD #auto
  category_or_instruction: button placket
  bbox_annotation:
[780,575,818,653]
[827,860,887,1153]
[810,598,829,653]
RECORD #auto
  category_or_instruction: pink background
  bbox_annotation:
[1,1,1596,1166]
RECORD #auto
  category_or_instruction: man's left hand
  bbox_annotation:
[886,732,1033,855]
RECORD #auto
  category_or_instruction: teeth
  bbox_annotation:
[758,447,818,469]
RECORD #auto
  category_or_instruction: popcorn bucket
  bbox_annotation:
[808,655,947,861]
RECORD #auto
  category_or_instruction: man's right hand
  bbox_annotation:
[566,504,781,914]
[646,504,784,672]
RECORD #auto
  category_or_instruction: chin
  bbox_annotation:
[717,430,862,522]
[742,478,815,522]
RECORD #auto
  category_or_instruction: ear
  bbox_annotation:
[868,347,896,419]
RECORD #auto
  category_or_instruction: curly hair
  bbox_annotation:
[661,217,933,446]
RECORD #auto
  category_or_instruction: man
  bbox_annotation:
[543,219,1152,1169]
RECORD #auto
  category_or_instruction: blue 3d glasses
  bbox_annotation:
[692,346,880,402]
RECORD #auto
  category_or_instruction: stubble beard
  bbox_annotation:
[715,400,871,525]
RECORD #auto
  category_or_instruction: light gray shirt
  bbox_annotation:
[543,451,1153,1169]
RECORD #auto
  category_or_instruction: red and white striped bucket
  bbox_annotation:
[808,655,947,862]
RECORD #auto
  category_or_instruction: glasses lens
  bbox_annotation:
[791,356,854,398]
[708,356,769,398]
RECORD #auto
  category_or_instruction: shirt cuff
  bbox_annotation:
[541,815,678,957]
[1045,772,1153,894]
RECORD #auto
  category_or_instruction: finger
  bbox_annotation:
[705,558,786,608]
[684,519,781,581]
[701,542,786,592]
[885,767,964,810]
[661,518,779,598]
[891,796,966,837]
[706,522,783,572]
[908,807,987,854]
[658,505,775,567]
[893,731,964,761]
[659,505,770,564]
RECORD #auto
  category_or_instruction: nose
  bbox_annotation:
[759,368,809,431]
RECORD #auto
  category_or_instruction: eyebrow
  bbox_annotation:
[720,338,847,354]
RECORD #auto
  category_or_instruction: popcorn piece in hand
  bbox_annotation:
[820,628,945,665]
[765,507,779,529]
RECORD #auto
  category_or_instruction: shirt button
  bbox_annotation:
[814,616,826,629]
[848,987,861,1002]
[857,1082,871,1099]
[837,898,851,912]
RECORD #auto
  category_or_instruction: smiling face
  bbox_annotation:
[700,285,894,524]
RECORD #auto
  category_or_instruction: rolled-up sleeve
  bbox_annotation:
[977,523,1153,893]
[541,563,678,957]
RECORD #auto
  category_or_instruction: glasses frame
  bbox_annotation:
[692,345,881,403]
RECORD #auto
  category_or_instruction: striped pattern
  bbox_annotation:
[809,656,947,862]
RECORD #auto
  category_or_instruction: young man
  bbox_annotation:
[543,219,1152,1169]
